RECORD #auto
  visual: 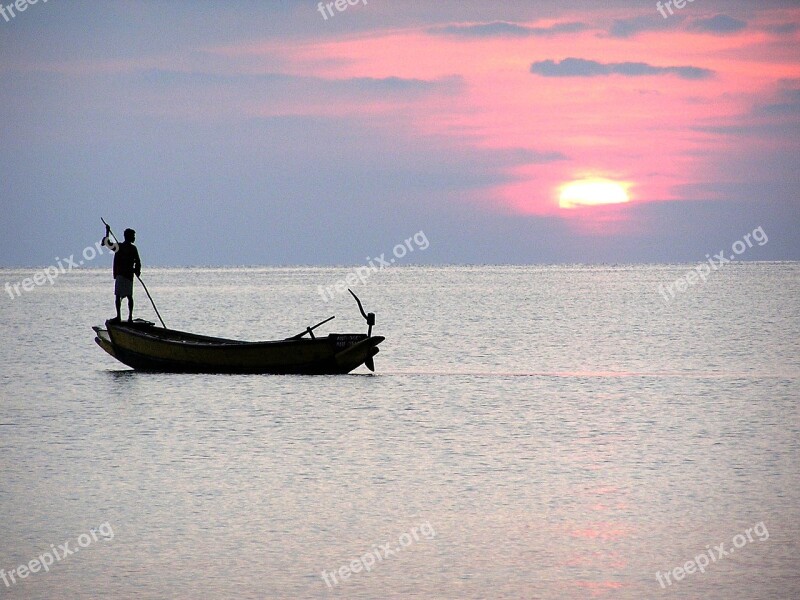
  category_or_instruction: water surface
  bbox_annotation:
[1,264,798,598]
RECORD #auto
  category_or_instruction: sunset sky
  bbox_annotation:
[1,0,798,265]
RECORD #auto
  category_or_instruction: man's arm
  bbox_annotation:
[133,247,141,277]
[101,225,118,252]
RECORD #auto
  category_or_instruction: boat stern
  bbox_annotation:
[92,325,118,360]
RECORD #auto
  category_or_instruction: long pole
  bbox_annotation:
[135,275,166,328]
[101,218,167,328]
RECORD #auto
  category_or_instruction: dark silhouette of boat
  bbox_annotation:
[93,291,383,374]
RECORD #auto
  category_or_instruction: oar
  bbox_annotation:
[135,275,167,329]
[101,218,167,328]
[287,315,335,340]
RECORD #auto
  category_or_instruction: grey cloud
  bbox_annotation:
[759,88,800,115]
[609,13,747,38]
[688,14,747,34]
[344,75,463,95]
[530,58,713,80]
[609,15,682,38]
[139,69,462,100]
[430,21,590,38]
[763,22,799,35]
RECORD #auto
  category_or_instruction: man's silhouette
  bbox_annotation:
[102,226,141,322]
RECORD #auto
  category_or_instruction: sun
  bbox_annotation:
[558,178,631,209]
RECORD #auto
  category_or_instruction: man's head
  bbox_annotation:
[123,228,136,243]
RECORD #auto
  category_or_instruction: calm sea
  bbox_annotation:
[1,264,798,599]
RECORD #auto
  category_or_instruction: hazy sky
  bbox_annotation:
[1,0,798,266]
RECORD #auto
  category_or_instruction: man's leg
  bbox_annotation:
[115,295,122,321]
[127,296,134,322]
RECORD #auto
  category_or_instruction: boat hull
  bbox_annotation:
[94,320,383,374]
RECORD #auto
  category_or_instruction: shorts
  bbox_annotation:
[115,276,134,298]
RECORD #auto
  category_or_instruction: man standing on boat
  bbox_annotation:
[102,225,141,322]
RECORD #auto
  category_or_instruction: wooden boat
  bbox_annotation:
[93,319,383,374]
[93,292,383,374]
